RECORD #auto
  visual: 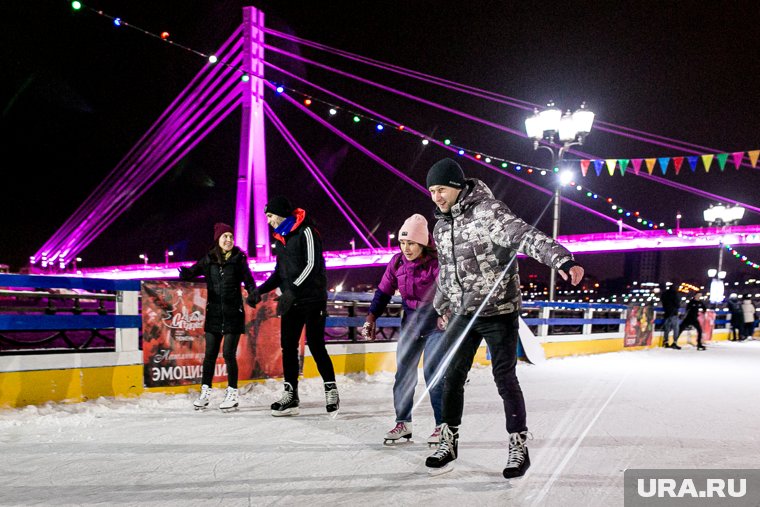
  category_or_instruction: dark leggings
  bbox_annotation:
[201,332,241,388]
[281,300,335,390]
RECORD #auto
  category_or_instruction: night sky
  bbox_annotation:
[2,1,759,287]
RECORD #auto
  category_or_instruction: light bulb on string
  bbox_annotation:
[275,86,284,94]
[71,1,82,10]
[241,74,250,82]
[376,124,384,131]
[208,55,218,64]
[113,18,122,26]
[329,108,337,116]
[161,31,170,40]
[422,139,429,145]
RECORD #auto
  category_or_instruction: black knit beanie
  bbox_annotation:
[426,158,466,189]
[264,195,294,217]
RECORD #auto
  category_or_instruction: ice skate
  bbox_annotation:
[271,382,299,417]
[384,422,413,445]
[324,381,340,417]
[193,384,211,411]
[503,431,531,479]
[427,425,442,447]
[219,387,239,412]
[426,424,457,475]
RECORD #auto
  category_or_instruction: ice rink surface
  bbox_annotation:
[2,340,759,506]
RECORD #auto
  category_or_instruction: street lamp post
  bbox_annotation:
[525,102,595,301]
[164,249,174,266]
[703,204,745,302]
[387,232,395,249]
[139,253,149,265]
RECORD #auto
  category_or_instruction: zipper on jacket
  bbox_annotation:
[219,264,226,333]
[450,220,464,292]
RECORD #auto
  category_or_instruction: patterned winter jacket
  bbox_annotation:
[433,178,574,317]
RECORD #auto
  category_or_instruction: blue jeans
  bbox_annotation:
[441,311,527,434]
[662,315,679,345]
[393,329,445,425]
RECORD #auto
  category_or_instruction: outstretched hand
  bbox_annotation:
[559,265,584,286]
[361,320,377,340]
[178,266,192,280]
[246,288,262,308]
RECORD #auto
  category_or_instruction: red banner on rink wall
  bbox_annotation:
[142,281,291,388]
[697,309,715,342]
[624,305,654,347]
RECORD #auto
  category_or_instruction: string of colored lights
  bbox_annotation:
[58,2,758,269]
[266,81,673,231]
[68,0,757,219]
[263,103,381,249]
[723,244,760,270]
[262,27,760,168]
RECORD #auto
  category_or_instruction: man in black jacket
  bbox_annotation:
[660,284,681,349]
[676,292,707,350]
[256,196,339,416]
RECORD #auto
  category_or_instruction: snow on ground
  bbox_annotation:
[2,340,760,506]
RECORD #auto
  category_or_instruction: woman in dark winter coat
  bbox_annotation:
[362,214,444,446]
[179,222,258,411]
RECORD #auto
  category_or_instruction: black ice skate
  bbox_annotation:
[271,382,299,417]
[503,431,531,479]
[426,424,458,475]
[324,381,340,415]
[384,422,412,445]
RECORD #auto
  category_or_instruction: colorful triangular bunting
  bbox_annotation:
[580,159,590,177]
[732,151,744,169]
[619,159,629,176]
[632,158,642,175]
[593,159,604,176]
[606,159,617,176]
[687,156,698,172]
[748,150,759,168]
[702,154,714,173]
[716,153,728,171]
[658,157,669,175]
[645,158,656,175]
[673,156,684,175]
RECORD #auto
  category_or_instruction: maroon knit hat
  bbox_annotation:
[213,222,234,242]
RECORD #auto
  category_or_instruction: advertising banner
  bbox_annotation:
[624,305,655,347]
[142,281,290,388]
[697,309,715,342]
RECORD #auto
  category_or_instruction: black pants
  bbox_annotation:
[202,332,240,388]
[281,300,335,389]
[441,311,527,434]
[677,318,702,347]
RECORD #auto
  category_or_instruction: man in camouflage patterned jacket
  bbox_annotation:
[424,158,584,478]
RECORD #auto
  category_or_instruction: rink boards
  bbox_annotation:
[1,327,737,408]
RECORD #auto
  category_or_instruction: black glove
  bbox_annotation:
[277,290,296,316]
[246,288,262,308]
[178,266,192,280]
[558,259,580,276]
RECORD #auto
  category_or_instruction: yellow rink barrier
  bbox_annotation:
[0,327,744,408]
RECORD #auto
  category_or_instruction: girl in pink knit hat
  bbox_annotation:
[363,214,445,446]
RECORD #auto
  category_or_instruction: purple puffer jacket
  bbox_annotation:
[369,252,439,336]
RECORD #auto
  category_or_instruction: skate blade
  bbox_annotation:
[428,463,454,476]
[271,407,300,417]
[219,406,239,413]
[427,441,440,448]
[383,437,412,446]
[327,410,339,420]
[193,405,208,411]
